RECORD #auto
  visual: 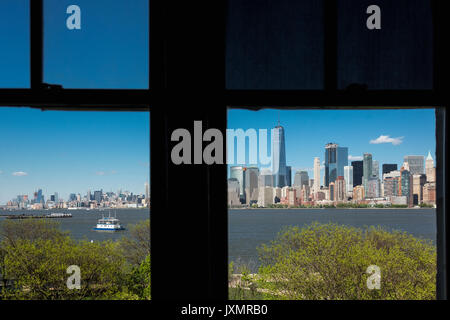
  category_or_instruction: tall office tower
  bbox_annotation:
[400,165,413,207]
[366,178,380,198]
[383,170,400,197]
[372,160,379,179]
[382,164,398,175]
[412,174,427,205]
[145,181,150,200]
[94,190,102,204]
[425,151,435,182]
[335,176,346,201]
[227,178,241,206]
[329,182,335,201]
[36,189,43,204]
[286,166,292,187]
[308,179,314,188]
[54,192,59,204]
[293,170,309,188]
[313,157,320,194]
[362,153,373,196]
[230,166,246,203]
[271,124,287,188]
[324,143,348,186]
[50,194,55,202]
[87,189,91,202]
[245,166,259,204]
[351,160,363,187]
[69,193,77,202]
[258,168,273,187]
[344,166,353,197]
[404,155,424,175]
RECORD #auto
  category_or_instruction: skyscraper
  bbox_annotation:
[372,160,379,179]
[425,151,435,182]
[313,157,320,194]
[272,125,287,188]
[230,166,246,203]
[286,166,292,187]
[344,166,353,197]
[404,155,424,175]
[324,143,348,187]
[363,153,373,197]
[245,166,259,204]
[351,160,363,187]
[293,170,309,188]
[145,181,150,200]
[382,164,398,175]
[335,176,346,201]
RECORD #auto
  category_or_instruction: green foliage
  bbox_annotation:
[119,219,150,266]
[0,218,151,300]
[256,223,436,300]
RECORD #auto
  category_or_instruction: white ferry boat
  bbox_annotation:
[93,212,125,231]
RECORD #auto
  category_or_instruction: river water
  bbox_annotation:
[0,208,150,242]
[228,208,436,270]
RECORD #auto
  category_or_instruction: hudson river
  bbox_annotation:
[229,208,436,271]
[0,208,150,242]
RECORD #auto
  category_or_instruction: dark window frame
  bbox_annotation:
[0,0,446,301]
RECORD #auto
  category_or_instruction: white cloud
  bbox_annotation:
[12,171,28,176]
[95,171,106,176]
[370,135,404,146]
[348,155,363,161]
[0,170,3,174]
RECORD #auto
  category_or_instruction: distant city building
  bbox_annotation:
[245,166,259,205]
[412,174,426,205]
[228,178,241,206]
[293,170,309,189]
[362,153,373,197]
[324,143,348,187]
[230,166,246,204]
[382,164,398,175]
[365,178,380,198]
[308,179,314,189]
[94,190,102,204]
[344,166,353,197]
[258,186,274,207]
[329,182,335,201]
[258,168,273,187]
[353,185,365,202]
[272,125,287,188]
[273,187,281,203]
[383,170,400,197]
[335,176,346,201]
[400,165,413,207]
[372,160,379,179]
[351,160,363,187]
[404,155,424,175]
[286,166,292,187]
[425,151,435,182]
[313,157,321,194]
[422,182,436,205]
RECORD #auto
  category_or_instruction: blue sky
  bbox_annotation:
[227,109,436,182]
[0,108,150,204]
[0,0,148,88]
[0,1,150,204]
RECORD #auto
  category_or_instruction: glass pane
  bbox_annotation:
[338,0,433,89]
[44,0,149,88]
[228,108,437,300]
[0,107,150,300]
[0,0,30,88]
[226,0,324,89]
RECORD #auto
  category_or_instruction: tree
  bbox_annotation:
[256,222,436,300]
[119,219,150,266]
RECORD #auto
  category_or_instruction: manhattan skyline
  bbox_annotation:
[0,107,150,204]
[227,109,436,183]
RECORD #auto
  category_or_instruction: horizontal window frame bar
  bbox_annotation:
[0,89,444,109]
